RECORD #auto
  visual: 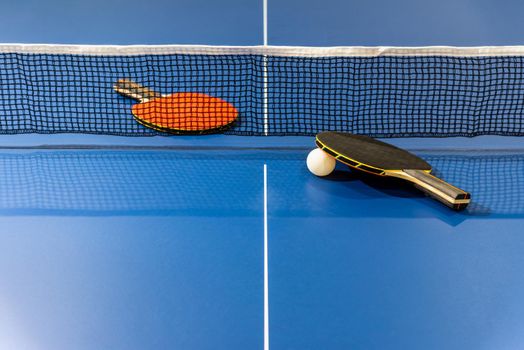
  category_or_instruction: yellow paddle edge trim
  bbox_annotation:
[132,115,237,135]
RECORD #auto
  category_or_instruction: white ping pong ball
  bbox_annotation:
[307,148,336,176]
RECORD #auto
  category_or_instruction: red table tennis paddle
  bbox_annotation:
[315,131,471,210]
[114,79,238,134]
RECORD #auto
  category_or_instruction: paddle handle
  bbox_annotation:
[114,79,162,102]
[404,169,471,210]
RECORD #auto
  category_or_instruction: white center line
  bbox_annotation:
[262,0,269,136]
[263,1,270,344]
[263,164,269,350]
[262,58,269,136]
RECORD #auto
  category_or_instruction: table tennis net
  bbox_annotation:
[1,45,524,137]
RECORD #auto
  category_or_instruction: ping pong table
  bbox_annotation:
[0,134,523,350]
[1,0,523,345]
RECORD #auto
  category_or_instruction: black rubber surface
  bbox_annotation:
[316,132,431,171]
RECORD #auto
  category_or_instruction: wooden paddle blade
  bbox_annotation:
[114,79,162,102]
[402,169,471,210]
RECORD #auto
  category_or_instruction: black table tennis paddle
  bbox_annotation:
[315,131,471,210]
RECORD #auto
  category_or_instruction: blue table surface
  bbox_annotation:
[0,134,522,350]
[1,0,523,345]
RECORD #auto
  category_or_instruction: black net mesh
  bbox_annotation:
[0,46,524,136]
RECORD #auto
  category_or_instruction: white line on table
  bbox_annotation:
[263,164,269,350]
